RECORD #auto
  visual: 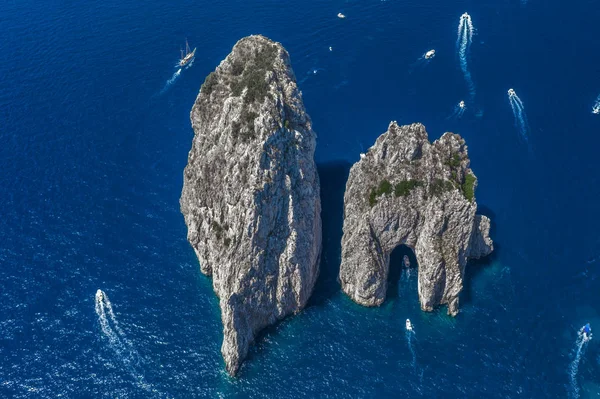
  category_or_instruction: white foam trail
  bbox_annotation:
[95,290,156,394]
[568,334,590,399]
[95,290,133,347]
[168,69,182,84]
[448,101,466,119]
[508,89,530,141]
[184,59,194,70]
[95,290,138,363]
[158,69,182,95]
[406,329,417,369]
[456,13,476,100]
[299,67,325,84]
[95,290,122,350]
[592,94,600,115]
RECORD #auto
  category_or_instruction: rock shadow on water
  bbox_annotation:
[460,204,499,307]
[307,160,352,307]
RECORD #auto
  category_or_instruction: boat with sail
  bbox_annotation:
[179,39,196,67]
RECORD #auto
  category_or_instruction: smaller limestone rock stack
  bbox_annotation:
[339,122,493,315]
[180,35,322,375]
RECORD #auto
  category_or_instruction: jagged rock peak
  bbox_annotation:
[339,122,492,316]
[180,35,322,375]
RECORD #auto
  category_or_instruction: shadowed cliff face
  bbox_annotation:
[339,122,492,316]
[180,35,322,375]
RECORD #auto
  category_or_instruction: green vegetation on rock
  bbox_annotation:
[445,153,461,169]
[394,180,423,197]
[369,179,425,206]
[231,61,244,76]
[461,172,476,202]
[231,45,278,105]
[369,179,392,206]
[430,179,455,197]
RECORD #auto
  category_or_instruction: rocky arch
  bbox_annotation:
[338,122,493,315]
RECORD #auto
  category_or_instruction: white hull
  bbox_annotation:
[179,47,196,67]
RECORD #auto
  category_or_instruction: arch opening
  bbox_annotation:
[387,244,418,300]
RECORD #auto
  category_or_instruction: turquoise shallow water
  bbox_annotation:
[2,0,600,397]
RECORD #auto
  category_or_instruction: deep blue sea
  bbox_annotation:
[2,0,600,397]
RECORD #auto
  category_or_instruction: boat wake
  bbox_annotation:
[568,333,590,399]
[95,290,139,366]
[299,67,325,85]
[448,100,467,119]
[592,94,600,115]
[156,42,196,97]
[508,89,530,142]
[401,255,413,281]
[158,68,182,95]
[95,290,156,394]
[456,13,476,100]
[183,58,194,70]
[406,328,417,370]
[170,68,182,82]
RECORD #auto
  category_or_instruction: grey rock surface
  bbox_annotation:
[180,35,321,375]
[339,122,492,316]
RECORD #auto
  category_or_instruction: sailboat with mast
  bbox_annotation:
[179,39,196,67]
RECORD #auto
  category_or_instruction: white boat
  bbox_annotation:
[508,88,516,97]
[459,100,466,109]
[593,105,600,115]
[179,39,196,67]
[337,13,346,19]
[425,49,435,59]
[406,319,413,332]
